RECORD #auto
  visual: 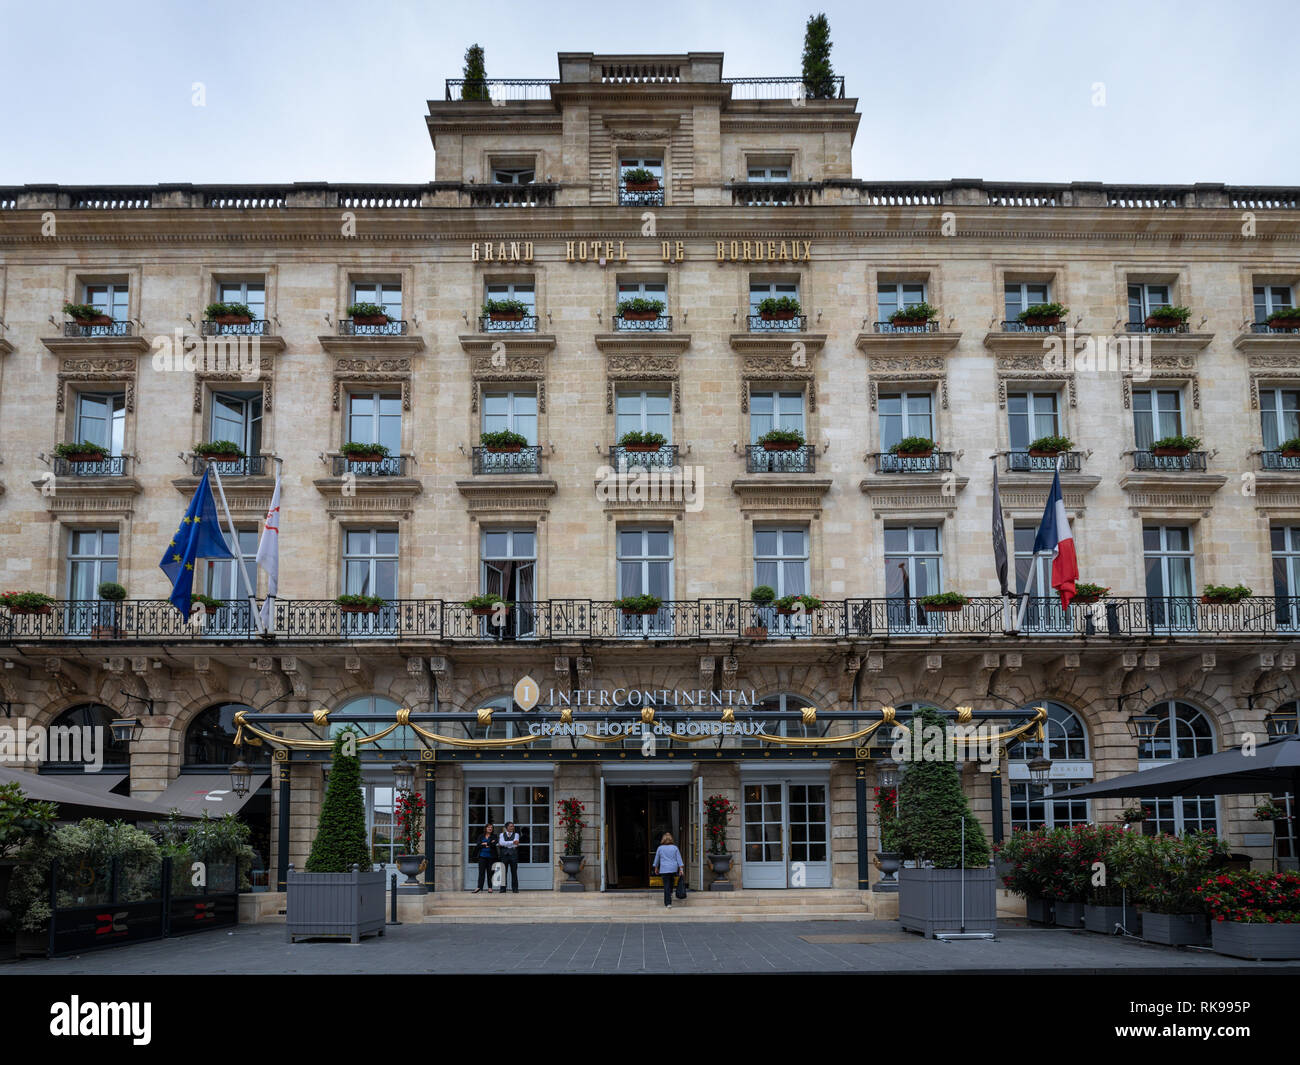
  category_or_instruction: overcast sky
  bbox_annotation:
[1,0,1294,187]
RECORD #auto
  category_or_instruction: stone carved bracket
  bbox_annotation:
[57,357,138,412]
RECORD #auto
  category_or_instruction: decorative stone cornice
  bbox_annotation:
[730,476,833,518]
[55,356,139,412]
[593,332,691,356]
[458,334,556,357]
[37,482,142,516]
[1252,476,1300,516]
[728,332,826,357]
[1242,350,1300,408]
[312,478,422,520]
[171,477,274,519]
[855,331,961,356]
[456,477,557,517]
[1233,332,1300,356]
[604,353,683,413]
[737,350,820,412]
[859,474,970,518]
[995,352,1077,408]
[194,354,276,412]
[41,334,151,357]
[318,333,425,357]
[865,354,949,411]
[997,477,1099,513]
[1121,352,1201,409]
[1117,472,1228,517]
[332,357,414,412]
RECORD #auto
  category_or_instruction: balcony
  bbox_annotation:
[618,184,664,208]
[328,454,410,477]
[747,314,806,333]
[472,447,542,475]
[480,315,539,334]
[745,445,816,473]
[1132,450,1208,472]
[190,455,269,477]
[999,320,1066,334]
[729,183,820,207]
[201,319,269,337]
[52,453,131,477]
[873,452,952,474]
[1007,451,1083,473]
[467,184,558,208]
[874,320,939,334]
[63,320,134,338]
[1126,320,1190,334]
[338,318,408,337]
[7,595,1293,643]
[1250,322,1300,335]
[612,314,674,332]
[1260,450,1300,471]
[610,445,679,470]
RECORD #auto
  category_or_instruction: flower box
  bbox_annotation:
[72,315,113,327]
[890,316,930,328]
[63,452,107,464]
[1027,448,1065,457]
[485,445,523,454]
[213,314,252,325]
[7,605,52,616]
[920,602,964,613]
[620,608,659,616]
[1141,912,1210,947]
[1151,446,1191,457]
[339,605,380,615]
[346,452,386,464]
[1145,316,1178,329]
[352,314,389,326]
[470,606,497,617]
[488,311,524,322]
[1282,448,1300,457]
[894,448,933,458]
[621,310,661,321]
[1210,920,1300,960]
[622,443,663,453]
[761,440,801,452]
[1073,595,1102,605]
[1021,315,1061,327]
[624,180,660,192]
[759,310,796,321]
[1268,318,1300,332]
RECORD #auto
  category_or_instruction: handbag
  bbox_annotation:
[674,875,688,900]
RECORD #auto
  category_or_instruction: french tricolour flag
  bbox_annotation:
[1032,469,1079,610]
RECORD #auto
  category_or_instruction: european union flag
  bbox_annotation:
[159,467,234,616]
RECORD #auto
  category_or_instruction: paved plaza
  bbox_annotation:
[5,920,1297,975]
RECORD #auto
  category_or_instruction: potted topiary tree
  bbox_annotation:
[286,727,386,943]
[704,794,736,889]
[93,581,126,639]
[557,796,586,892]
[745,585,775,639]
[896,706,996,937]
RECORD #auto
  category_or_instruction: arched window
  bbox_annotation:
[1008,700,1091,830]
[44,703,130,768]
[184,703,271,766]
[468,695,543,746]
[743,692,818,746]
[1137,700,1218,835]
[328,694,404,751]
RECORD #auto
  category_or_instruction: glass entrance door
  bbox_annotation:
[742,779,830,888]
[462,782,553,890]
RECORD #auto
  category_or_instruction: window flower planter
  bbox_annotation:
[72,315,113,327]
[890,315,931,327]
[760,310,796,321]
[488,311,523,322]
[214,314,252,325]
[346,452,386,463]
[624,180,660,191]
[352,314,389,326]
[8,605,52,616]
[918,594,969,613]
[339,605,380,614]
[761,440,801,451]
[1028,448,1063,457]
[621,310,661,321]
[63,451,108,463]
[623,443,663,452]
[1022,315,1061,327]
[1268,317,1300,332]
[895,447,933,458]
[486,445,523,453]
[1151,446,1191,457]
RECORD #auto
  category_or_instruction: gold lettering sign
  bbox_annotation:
[565,240,628,263]
[716,240,812,263]
[470,241,534,262]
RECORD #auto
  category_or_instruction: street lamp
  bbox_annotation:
[110,717,142,744]
[229,759,252,798]
[1027,755,1053,788]
[1266,706,1298,740]
[1125,710,1161,741]
[876,757,899,789]
[392,756,417,794]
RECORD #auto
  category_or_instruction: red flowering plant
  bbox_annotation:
[394,789,426,855]
[557,796,586,856]
[873,786,902,853]
[1195,870,1300,924]
[704,794,735,855]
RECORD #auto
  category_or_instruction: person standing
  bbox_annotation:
[653,832,685,908]
[498,821,521,894]
[473,821,497,893]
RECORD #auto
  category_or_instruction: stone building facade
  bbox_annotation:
[1,52,1298,904]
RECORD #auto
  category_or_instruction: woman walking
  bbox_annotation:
[652,832,685,908]
[473,821,497,893]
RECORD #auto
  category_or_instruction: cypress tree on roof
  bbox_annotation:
[801,14,836,99]
[462,44,489,101]
[897,706,991,869]
[305,727,370,873]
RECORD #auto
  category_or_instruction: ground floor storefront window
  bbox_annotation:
[463,782,552,889]
[741,776,830,888]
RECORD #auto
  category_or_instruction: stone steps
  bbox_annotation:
[419,889,875,923]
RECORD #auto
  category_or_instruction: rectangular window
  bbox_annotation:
[1255,284,1294,323]
[884,525,941,632]
[878,392,933,452]
[1131,388,1183,449]
[216,280,266,319]
[73,392,126,455]
[1015,525,1071,632]
[481,528,537,639]
[492,167,535,185]
[482,389,538,444]
[615,389,672,442]
[617,527,673,635]
[616,280,668,312]
[618,157,663,183]
[484,282,536,331]
[749,281,799,314]
[210,391,263,455]
[877,281,926,323]
[748,391,804,443]
[83,283,129,321]
[1128,283,1171,324]
[347,391,402,454]
[753,527,808,598]
[1007,391,1060,451]
[350,282,402,320]
[1004,282,1051,322]
[342,528,399,601]
[1144,525,1195,631]
[203,528,259,600]
[1010,784,1090,832]
[1260,388,1300,450]
[747,163,792,182]
[1272,525,1300,631]
[68,528,119,600]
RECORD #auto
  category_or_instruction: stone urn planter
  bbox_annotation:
[1053,900,1085,928]
[1141,912,1210,947]
[898,866,998,938]
[708,853,734,891]
[1211,921,1300,960]
[559,853,585,892]
[876,851,901,886]
[1083,900,1142,934]
[395,854,425,888]
[285,864,386,944]
[1024,895,1055,925]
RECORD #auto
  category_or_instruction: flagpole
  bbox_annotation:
[258,456,283,636]
[1014,453,1065,631]
[207,459,265,636]
[992,457,1012,634]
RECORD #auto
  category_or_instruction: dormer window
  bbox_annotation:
[493,166,534,185]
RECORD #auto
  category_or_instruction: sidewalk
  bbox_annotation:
[7,920,1298,974]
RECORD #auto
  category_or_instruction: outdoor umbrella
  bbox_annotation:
[0,766,197,822]
[1055,734,1300,800]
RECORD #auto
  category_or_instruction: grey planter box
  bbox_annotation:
[1141,912,1210,947]
[1211,921,1300,960]
[1053,901,1084,928]
[1083,901,1141,935]
[286,868,386,944]
[898,866,997,938]
[1024,896,1054,925]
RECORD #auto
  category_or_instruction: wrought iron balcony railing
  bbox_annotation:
[1000,320,1066,333]
[200,319,269,337]
[618,185,664,207]
[441,76,847,102]
[52,454,130,477]
[747,314,807,332]
[609,444,679,470]
[1250,321,1300,334]
[63,320,133,337]
[613,314,673,332]
[444,78,559,101]
[190,455,268,477]
[480,315,539,333]
[873,451,953,474]
[1260,450,1300,471]
[873,320,939,334]
[1126,320,1191,334]
[724,76,846,100]
[329,454,409,476]
[1007,451,1083,473]
[745,445,816,473]
[1132,450,1208,472]
[472,446,542,474]
[5,596,1298,643]
[338,318,409,336]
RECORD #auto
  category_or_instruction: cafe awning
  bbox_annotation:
[148,771,270,819]
[0,765,187,820]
